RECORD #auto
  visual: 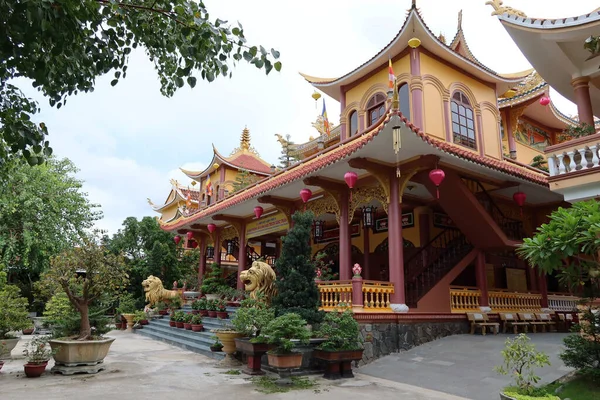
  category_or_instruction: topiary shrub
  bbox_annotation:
[316,309,362,351]
[201,263,228,294]
[0,265,30,339]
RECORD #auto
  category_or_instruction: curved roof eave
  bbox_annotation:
[301,8,529,99]
[496,9,600,30]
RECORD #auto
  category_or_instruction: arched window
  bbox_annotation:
[399,83,410,121]
[349,110,358,136]
[451,91,476,149]
[366,93,386,126]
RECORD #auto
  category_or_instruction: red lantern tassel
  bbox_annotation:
[436,188,440,199]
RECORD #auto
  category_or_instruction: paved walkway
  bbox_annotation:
[0,331,467,400]
[358,333,572,400]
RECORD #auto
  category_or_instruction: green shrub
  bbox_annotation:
[43,292,75,322]
[201,264,228,294]
[192,298,207,310]
[502,387,559,400]
[259,313,310,354]
[316,309,362,351]
[560,305,600,382]
[133,310,147,323]
[231,296,275,340]
[49,305,111,339]
[116,293,137,315]
[0,267,31,338]
[191,315,202,325]
[494,334,551,395]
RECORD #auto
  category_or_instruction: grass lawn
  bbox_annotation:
[545,374,600,400]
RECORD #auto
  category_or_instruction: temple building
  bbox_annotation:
[149,2,593,316]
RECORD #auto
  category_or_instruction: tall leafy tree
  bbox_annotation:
[0,157,100,303]
[1,0,281,165]
[277,134,299,168]
[272,211,322,324]
[231,168,260,193]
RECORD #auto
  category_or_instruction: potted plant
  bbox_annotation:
[494,334,557,399]
[22,324,35,335]
[190,314,203,332]
[114,314,123,330]
[117,293,137,331]
[232,296,275,375]
[174,311,185,328]
[207,300,218,318]
[156,301,169,316]
[168,295,183,314]
[191,299,203,315]
[39,237,128,375]
[314,309,364,379]
[0,266,30,360]
[201,263,228,300]
[194,298,209,317]
[22,336,57,378]
[183,313,193,330]
[212,326,244,366]
[259,313,310,369]
[210,337,223,352]
[169,313,177,327]
[216,300,229,319]
[134,310,148,326]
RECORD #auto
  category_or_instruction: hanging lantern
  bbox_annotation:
[513,191,527,217]
[362,206,377,229]
[213,163,220,170]
[226,240,235,256]
[539,96,550,106]
[313,220,325,241]
[254,205,264,219]
[408,37,421,48]
[429,168,446,199]
[207,223,217,233]
[344,171,358,189]
[186,231,194,240]
[190,240,198,249]
[206,246,215,259]
[174,236,181,245]
[300,188,312,203]
[312,90,321,109]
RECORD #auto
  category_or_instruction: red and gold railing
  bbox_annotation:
[362,281,394,311]
[450,287,481,312]
[489,291,541,312]
[317,279,394,312]
[318,280,353,311]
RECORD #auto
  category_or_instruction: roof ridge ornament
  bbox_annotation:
[458,9,463,30]
[486,0,527,18]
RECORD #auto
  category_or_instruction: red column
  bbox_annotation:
[237,223,247,290]
[572,77,595,128]
[475,251,489,308]
[362,226,370,280]
[528,266,539,292]
[388,175,406,307]
[214,230,221,266]
[537,268,549,309]
[198,235,207,284]
[339,191,351,280]
[352,275,364,308]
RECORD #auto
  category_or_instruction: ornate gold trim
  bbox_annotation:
[486,0,527,18]
[306,195,340,223]
[349,185,389,217]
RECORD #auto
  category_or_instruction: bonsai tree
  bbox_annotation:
[201,263,228,295]
[316,309,362,351]
[116,293,137,316]
[231,295,275,341]
[272,211,322,324]
[0,264,30,339]
[494,334,552,397]
[41,236,128,340]
[259,313,310,354]
[560,306,600,382]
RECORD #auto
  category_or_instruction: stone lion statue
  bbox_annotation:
[239,261,278,304]
[142,275,180,308]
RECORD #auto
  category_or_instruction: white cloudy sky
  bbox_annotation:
[18,0,598,234]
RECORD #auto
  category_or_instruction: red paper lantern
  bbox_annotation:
[207,223,216,233]
[300,188,312,203]
[174,236,181,245]
[429,169,446,199]
[186,231,194,240]
[344,171,358,189]
[513,191,526,216]
[254,206,264,219]
[539,96,550,106]
[190,240,198,249]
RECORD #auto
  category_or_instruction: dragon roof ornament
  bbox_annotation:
[486,0,527,18]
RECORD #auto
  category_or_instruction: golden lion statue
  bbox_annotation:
[142,275,180,308]
[239,261,277,304]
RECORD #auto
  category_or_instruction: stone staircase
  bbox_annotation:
[134,305,238,360]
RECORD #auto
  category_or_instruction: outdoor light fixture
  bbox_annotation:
[362,206,377,228]
[313,220,325,241]
[317,136,325,150]
[226,240,235,256]
[206,246,215,259]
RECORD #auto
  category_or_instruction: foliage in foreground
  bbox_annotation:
[0,265,30,338]
[1,0,280,165]
[494,334,551,395]
[560,306,600,382]
[316,309,362,351]
[251,376,316,394]
[545,374,600,400]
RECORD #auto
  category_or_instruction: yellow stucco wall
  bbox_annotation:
[514,141,544,165]
[422,80,446,140]
[482,108,501,159]
[161,204,180,222]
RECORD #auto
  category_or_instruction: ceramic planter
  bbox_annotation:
[210,345,223,352]
[235,338,271,375]
[184,323,192,330]
[208,311,217,318]
[22,328,34,335]
[169,320,176,327]
[216,311,229,319]
[191,310,200,315]
[313,349,364,379]
[214,331,244,366]
[176,322,184,328]
[140,320,149,325]
[24,362,47,378]
[199,310,209,317]
[122,313,135,332]
[0,338,19,359]
[499,393,517,400]
[267,352,303,369]
[50,337,115,366]
[191,324,203,332]
[158,310,168,316]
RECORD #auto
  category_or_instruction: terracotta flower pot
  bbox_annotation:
[184,323,192,330]
[208,311,217,318]
[24,362,48,378]
[22,328,34,335]
[158,310,168,316]
[199,310,209,317]
[216,311,229,319]
[115,322,123,330]
[191,310,199,315]
[267,352,303,369]
[169,320,176,327]
[176,322,184,328]
[140,320,149,325]
[210,345,223,352]
[191,324,203,332]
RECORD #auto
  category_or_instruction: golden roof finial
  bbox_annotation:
[485,1,527,18]
[240,126,251,151]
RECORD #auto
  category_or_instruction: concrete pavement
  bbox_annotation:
[0,331,468,400]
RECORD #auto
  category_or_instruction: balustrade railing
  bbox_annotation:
[548,294,579,312]
[362,281,394,311]
[489,291,541,311]
[546,134,600,177]
[318,280,353,311]
[450,287,481,312]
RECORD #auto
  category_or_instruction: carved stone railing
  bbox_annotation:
[362,281,394,311]
[318,280,353,311]
[546,133,600,177]
[548,294,579,312]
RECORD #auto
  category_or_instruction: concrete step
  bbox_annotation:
[135,328,224,360]
[142,323,215,346]
[152,316,232,331]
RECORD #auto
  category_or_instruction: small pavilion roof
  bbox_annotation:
[149,179,199,212]
[300,4,529,100]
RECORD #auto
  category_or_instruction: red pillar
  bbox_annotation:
[362,226,370,280]
[339,191,352,281]
[537,268,549,309]
[198,235,207,284]
[388,175,406,307]
[237,223,247,290]
[352,275,363,308]
[214,230,221,266]
[572,77,595,128]
[528,266,539,292]
[475,251,489,309]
